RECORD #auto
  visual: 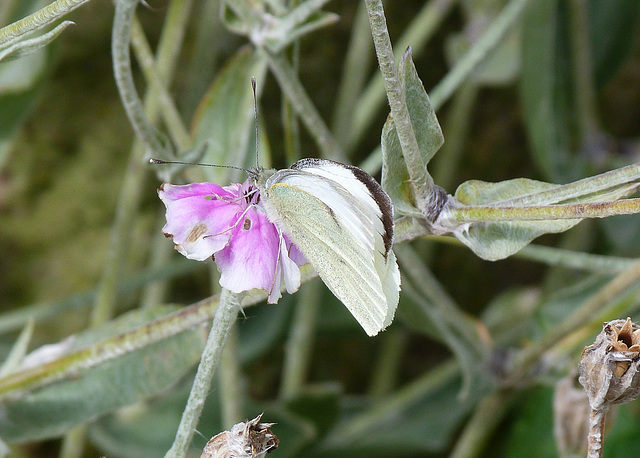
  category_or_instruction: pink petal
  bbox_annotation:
[159,182,244,261]
[216,208,281,295]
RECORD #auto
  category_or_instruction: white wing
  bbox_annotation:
[261,163,400,335]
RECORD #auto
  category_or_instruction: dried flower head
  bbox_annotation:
[554,371,590,456]
[578,317,640,411]
[200,414,279,458]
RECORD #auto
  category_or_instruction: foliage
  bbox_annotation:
[1,0,640,456]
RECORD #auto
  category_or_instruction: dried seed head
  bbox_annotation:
[578,317,640,411]
[200,414,279,458]
[554,372,590,456]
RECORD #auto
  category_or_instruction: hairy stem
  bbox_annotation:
[165,289,241,458]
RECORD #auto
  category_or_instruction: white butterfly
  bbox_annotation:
[254,158,400,336]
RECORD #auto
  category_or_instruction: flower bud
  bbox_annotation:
[200,414,279,458]
[578,317,640,411]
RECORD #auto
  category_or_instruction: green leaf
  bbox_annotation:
[381,48,444,216]
[443,177,639,261]
[221,0,338,54]
[519,0,579,182]
[451,178,579,261]
[0,306,207,443]
[316,367,481,456]
[260,10,339,54]
[190,46,268,183]
[0,21,73,63]
[588,0,640,87]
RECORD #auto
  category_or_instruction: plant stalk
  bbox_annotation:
[165,289,241,458]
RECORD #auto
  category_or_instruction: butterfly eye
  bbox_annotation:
[242,218,252,231]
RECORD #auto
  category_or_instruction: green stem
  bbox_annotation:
[448,198,640,223]
[513,258,640,382]
[219,325,243,428]
[112,0,171,158]
[365,0,433,207]
[328,361,458,444]
[516,244,637,273]
[265,51,344,161]
[430,0,530,111]
[0,295,220,396]
[281,41,301,164]
[279,279,321,399]
[450,391,514,458]
[349,0,456,153]
[0,0,91,45]
[93,0,192,325]
[432,81,478,191]
[165,289,241,458]
[396,244,487,398]
[368,328,405,398]
[568,0,603,155]
[500,163,640,207]
[130,16,191,148]
[331,1,372,147]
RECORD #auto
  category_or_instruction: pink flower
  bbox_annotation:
[158,179,306,303]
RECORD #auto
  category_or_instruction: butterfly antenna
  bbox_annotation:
[149,158,247,173]
[251,77,259,170]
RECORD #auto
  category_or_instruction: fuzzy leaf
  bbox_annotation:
[190,46,268,183]
[0,306,206,443]
[0,21,73,63]
[442,177,639,261]
[381,48,444,216]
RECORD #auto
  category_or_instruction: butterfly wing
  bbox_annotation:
[262,162,400,336]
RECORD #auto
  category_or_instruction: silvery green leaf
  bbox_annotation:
[0,306,206,442]
[381,47,444,216]
[520,0,578,182]
[0,21,73,63]
[260,10,339,53]
[0,320,34,377]
[190,46,268,183]
[440,177,640,261]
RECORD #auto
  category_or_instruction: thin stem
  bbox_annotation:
[365,0,433,208]
[130,16,190,148]
[516,244,637,274]
[265,51,344,161]
[331,1,372,147]
[165,289,241,458]
[93,0,192,325]
[498,162,640,207]
[448,198,640,223]
[396,244,487,398]
[112,0,170,158]
[281,41,301,164]
[368,328,405,398]
[587,408,607,458]
[219,325,243,428]
[432,81,478,191]
[513,258,640,382]
[59,425,87,458]
[568,0,603,156]
[429,0,530,111]
[350,0,456,152]
[279,279,321,399]
[0,0,91,45]
[450,391,514,458]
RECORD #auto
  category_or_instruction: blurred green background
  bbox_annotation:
[2,0,640,456]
